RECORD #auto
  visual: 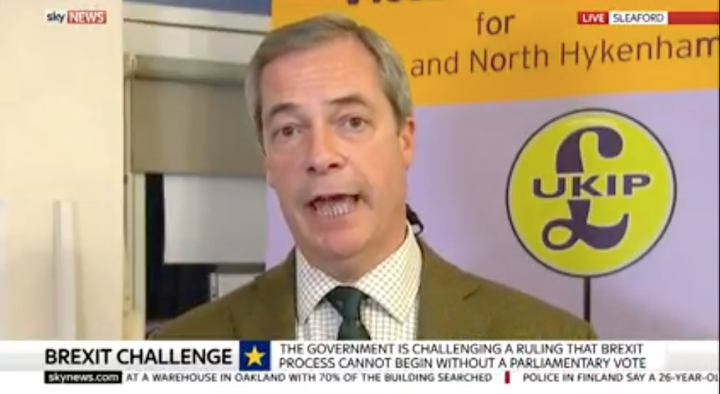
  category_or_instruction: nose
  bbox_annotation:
[305,127,345,175]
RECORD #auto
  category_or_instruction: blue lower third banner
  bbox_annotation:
[238,341,271,372]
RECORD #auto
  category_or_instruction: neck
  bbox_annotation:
[304,220,408,283]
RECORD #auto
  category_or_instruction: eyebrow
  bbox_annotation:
[265,102,300,125]
[264,94,373,124]
[327,94,372,109]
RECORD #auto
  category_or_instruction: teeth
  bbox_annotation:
[312,196,357,218]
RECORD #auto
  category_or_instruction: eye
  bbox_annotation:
[343,116,367,130]
[275,125,298,138]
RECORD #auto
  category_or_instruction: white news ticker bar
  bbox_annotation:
[0,341,234,372]
[3,375,719,394]
[0,341,716,372]
[666,341,719,371]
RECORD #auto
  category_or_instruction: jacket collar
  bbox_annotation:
[229,239,490,340]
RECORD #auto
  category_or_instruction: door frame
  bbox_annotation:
[122,2,268,338]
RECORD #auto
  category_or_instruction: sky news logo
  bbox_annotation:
[46,10,107,24]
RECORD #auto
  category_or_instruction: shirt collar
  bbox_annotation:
[295,223,422,324]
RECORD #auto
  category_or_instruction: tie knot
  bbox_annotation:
[325,286,367,321]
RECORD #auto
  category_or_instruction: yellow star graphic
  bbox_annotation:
[245,346,265,367]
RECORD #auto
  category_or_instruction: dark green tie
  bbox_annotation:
[325,286,371,340]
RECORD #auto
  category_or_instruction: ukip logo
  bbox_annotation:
[506,109,676,277]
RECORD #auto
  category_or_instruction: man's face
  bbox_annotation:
[260,37,415,265]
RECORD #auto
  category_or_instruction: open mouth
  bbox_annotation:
[307,194,361,218]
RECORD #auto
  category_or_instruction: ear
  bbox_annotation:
[264,156,276,189]
[398,117,416,168]
[259,133,276,188]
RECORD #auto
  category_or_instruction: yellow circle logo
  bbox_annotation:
[507,109,676,277]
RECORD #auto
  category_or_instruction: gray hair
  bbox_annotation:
[244,13,413,140]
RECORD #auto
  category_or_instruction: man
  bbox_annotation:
[152,13,596,340]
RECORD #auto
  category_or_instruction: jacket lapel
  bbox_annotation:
[416,241,493,339]
[230,253,297,340]
[234,241,494,340]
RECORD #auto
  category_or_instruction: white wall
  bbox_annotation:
[0,0,124,339]
[124,2,267,63]
[164,176,266,264]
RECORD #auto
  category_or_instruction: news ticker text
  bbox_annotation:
[42,369,719,385]
[37,341,716,373]
[2,341,705,387]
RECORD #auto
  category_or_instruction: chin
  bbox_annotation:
[306,224,371,259]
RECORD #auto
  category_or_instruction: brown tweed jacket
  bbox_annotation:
[151,241,596,340]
